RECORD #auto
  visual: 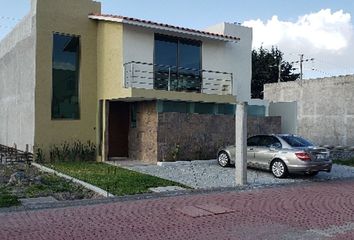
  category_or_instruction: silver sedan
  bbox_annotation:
[217,134,332,178]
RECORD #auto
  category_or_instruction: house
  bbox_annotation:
[0,0,280,163]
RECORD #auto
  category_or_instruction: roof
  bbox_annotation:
[89,13,240,42]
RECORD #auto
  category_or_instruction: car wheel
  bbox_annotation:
[218,151,230,167]
[305,171,319,177]
[271,159,288,178]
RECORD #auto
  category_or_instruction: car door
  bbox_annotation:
[247,136,261,168]
[254,136,281,169]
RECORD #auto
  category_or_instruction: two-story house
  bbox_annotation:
[0,0,256,163]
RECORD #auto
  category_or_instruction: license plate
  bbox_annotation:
[316,154,326,160]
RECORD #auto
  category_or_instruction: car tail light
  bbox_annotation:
[295,152,311,161]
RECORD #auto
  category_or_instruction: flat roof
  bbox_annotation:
[89,13,240,42]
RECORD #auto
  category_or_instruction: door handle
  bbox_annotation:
[248,148,254,151]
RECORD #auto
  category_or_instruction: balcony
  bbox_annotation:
[123,61,233,96]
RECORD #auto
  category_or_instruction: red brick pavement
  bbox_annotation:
[1,181,354,240]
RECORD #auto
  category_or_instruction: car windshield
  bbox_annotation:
[280,136,314,148]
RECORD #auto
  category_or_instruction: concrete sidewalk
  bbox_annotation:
[1,180,354,239]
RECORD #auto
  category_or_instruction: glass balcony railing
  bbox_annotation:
[123,61,233,96]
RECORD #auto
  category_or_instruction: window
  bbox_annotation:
[257,136,282,148]
[217,104,235,115]
[194,102,215,114]
[157,100,235,116]
[281,136,313,148]
[52,33,80,119]
[247,136,261,146]
[154,34,201,92]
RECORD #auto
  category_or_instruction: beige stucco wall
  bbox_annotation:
[97,22,130,100]
[34,0,101,154]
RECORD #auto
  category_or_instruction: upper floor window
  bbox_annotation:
[52,33,80,119]
[154,34,202,93]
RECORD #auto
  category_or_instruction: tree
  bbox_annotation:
[252,46,299,99]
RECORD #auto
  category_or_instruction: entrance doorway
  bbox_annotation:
[108,101,130,158]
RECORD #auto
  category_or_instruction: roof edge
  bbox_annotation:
[89,13,240,42]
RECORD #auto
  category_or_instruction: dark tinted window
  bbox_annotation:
[194,102,215,114]
[247,136,261,146]
[154,35,177,90]
[249,136,281,147]
[281,136,313,147]
[260,136,281,147]
[154,34,201,92]
[52,33,80,119]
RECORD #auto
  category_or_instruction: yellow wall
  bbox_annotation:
[97,22,130,100]
[34,0,101,153]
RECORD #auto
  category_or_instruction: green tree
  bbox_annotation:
[252,46,299,99]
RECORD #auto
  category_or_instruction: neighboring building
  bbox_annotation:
[0,0,279,162]
[264,75,354,147]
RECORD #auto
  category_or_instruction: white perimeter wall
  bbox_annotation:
[0,5,36,151]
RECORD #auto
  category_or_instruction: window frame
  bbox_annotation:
[153,34,203,92]
[51,32,81,121]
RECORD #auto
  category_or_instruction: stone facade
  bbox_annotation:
[128,101,158,163]
[127,101,281,163]
[157,112,281,162]
[264,75,354,146]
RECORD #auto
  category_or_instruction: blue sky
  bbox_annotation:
[1,0,354,78]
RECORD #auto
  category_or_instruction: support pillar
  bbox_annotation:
[235,102,247,185]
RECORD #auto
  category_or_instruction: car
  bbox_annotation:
[217,134,332,178]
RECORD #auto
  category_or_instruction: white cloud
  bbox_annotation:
[243,9,354,78]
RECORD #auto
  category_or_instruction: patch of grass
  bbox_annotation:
[25,175,80,198]
[333,158,354,167]
[46,162,186,196]
[0,187,20,208]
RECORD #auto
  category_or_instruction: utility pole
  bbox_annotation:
[299,54,304,80]
[290,55,314,80]
[278,59,281,83]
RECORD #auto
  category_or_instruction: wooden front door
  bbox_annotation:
[108,101,129,158]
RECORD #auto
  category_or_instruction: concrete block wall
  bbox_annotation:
[0,5,36,151]
[264,75,354,146]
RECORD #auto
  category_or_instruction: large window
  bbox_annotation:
[154,34,201,92]
[157,101,235,116]
[52,33,80,119]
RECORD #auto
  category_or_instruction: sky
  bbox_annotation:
[1,0,354,79]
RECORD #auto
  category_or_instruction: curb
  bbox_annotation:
[157,159,217,167]
[32,162,114,197]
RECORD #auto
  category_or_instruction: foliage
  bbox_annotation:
[333,158,354,167]
[25,175,86,198]
[48,140,96,162]
[46,161,187,196]
[0,187,20,208]
[34,146,45,163]
[168,144,181,162]
[252,46,300,99]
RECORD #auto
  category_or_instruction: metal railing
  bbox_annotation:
[123,61,233,95]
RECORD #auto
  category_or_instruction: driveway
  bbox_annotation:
[112,160,354,189]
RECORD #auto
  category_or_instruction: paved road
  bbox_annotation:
[1,180,354,240]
